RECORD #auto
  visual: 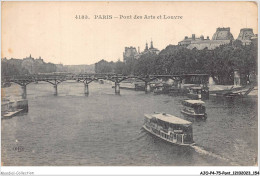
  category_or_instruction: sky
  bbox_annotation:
[1,1,258,65]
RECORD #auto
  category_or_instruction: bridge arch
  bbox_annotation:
[2,73,209,96]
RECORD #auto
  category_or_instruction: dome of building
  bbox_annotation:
[212,27,234,40]
[237,28,255,40]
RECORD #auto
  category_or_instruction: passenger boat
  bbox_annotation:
[187,87,202,99]
[119,81,136,90]
[153,83,170,94]
[153,85,164,94]
[181,100,207,120]
[143,112,194,146]
[1,82,11,88]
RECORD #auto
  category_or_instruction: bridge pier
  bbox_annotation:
[115,82,120,94]
[84,83,89,95]
[21,85,27,99]
[145,82,151,93]
[53,84,58,96]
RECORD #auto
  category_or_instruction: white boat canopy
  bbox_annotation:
[144,113,192,125]
[183,99,205,105]
[190,87,202,89]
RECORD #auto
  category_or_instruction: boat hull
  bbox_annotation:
[181,110,207,119]
[187,93,201,100]
[142,125,194,146]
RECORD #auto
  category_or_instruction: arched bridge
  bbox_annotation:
[2,73,209,98]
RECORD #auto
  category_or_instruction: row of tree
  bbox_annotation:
[95,40,257,85]
[1,57,57,76]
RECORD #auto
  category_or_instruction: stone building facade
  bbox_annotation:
[179,27,258,50]
[178,34,210,46]
[237,28,258,45]
[123,46,139,62]
[187,27,234,50]
[123,40,160,62]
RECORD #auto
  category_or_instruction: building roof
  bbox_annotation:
[144,113,192,125]
[178,34,210,46]
[187,40,231,50]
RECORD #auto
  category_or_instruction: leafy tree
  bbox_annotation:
[94,41,257,85]
[95,59,114,73]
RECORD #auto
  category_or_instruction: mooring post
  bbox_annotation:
[84,83,89,95]
[115,82,120,94]
[234,69,241,86]
[177,80,181,89]
[145,82,151,93]
[181,78,185,88]
[54,84,58,96]
[21,85,27,99]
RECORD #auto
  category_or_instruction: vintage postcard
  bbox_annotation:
[1,1,259,175]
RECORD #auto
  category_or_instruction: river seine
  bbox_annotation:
[1,81,258,166]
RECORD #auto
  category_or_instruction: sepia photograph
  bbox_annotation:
[1,1,259,175]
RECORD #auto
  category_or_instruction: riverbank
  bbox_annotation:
[118,82,257,98]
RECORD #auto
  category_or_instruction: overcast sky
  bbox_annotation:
[2,1,258,65]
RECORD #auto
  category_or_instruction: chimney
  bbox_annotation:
[138,46,140,53]
[192,34,195,40]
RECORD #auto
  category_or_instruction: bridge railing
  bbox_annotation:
[2,73,209,84]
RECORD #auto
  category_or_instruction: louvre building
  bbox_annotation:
[178,27,258,50]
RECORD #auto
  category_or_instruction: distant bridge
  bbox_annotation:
[2,73,209,99]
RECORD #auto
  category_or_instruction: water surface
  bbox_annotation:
[1,81,258,166]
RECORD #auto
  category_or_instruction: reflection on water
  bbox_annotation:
[1,81,258,166]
